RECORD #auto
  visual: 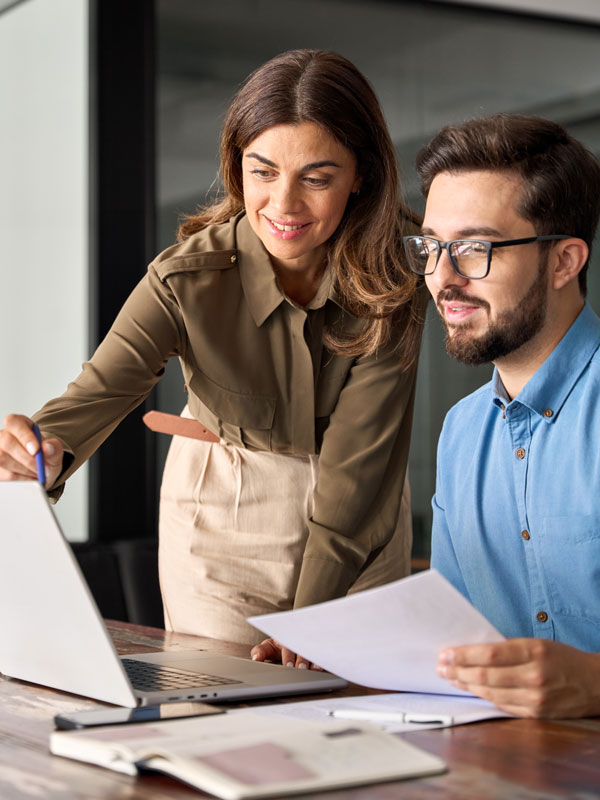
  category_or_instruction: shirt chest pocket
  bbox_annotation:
[189,370,276,447]
[538,515,600,624]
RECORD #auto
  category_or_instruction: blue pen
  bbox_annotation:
[32,424,47,486]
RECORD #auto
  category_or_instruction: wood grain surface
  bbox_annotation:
[1,620,599,799]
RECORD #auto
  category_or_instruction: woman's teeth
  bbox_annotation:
[271,220,305,231]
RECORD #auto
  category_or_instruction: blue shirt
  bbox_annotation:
[431,303,600,652]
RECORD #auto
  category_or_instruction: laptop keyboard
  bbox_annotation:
[122,658,242,692]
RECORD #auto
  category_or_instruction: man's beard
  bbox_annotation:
[437,260,548,366]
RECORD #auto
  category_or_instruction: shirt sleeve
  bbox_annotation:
[293,340,419,608]
[429,428,470,601]
[33,265,184,500]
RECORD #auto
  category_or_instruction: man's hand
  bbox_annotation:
[437,638,600,718]
[250,637,322,670]
[0,414,64,488]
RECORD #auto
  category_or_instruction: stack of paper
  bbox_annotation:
[249,569,505,695]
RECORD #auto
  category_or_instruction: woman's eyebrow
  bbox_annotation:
[245,152,277,167]
[301,160,341,170]
[244,152,341,171]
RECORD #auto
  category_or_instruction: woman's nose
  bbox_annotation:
[270,179,303,214]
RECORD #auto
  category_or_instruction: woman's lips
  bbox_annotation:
[263,216,312,240]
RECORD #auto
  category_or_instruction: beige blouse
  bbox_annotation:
[34,212,420,609]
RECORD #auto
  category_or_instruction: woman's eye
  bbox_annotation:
[250,169,274,179]
[304,177,329,187]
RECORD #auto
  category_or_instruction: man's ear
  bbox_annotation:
[551,238,588,291]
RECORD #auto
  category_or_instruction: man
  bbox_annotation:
[253,114,600,718]
[403,113,600,718]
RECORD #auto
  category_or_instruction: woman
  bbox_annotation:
[0,50,424,650]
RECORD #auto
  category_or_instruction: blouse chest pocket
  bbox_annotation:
[537,515,600,624]
[189,370,276,447]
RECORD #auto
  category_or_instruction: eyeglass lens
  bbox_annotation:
[405,237,489,278]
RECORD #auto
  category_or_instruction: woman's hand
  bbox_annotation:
[0,414,64,488]
[251,637,322,670]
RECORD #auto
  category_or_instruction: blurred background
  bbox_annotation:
[1,0,599,623]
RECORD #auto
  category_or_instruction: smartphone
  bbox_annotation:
[54,701,226,730]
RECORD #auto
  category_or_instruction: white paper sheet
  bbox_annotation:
[249,569,505,695]
[233,692,511,731]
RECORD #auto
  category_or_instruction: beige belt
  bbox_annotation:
[143,410,220,443]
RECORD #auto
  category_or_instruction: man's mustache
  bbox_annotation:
[436,289,490,313]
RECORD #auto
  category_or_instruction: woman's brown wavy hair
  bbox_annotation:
[178,49,424,365]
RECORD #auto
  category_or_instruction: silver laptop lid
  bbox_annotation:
[0,482,138,707]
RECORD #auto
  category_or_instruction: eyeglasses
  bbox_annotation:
[402,235,572,280]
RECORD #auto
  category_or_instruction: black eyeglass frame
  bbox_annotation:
[402,235,573,280]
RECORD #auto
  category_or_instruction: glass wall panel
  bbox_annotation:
[156,0,600,557]
[0,0,89,541]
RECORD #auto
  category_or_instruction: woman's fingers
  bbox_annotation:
[0,415,64,485]
[250,637,320,670]
[0,417,39,479]
[251,637,284,662]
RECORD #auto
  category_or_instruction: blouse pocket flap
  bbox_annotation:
[189,371,276,430]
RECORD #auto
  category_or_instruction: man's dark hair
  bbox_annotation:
[416,114,600,295]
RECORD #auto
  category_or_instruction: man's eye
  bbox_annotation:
[455,242,486,257]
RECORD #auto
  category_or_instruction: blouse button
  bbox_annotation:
[544,408,553,418]
[536,611,548,623]
[516,448,526,459]
[521,530,530,540]
[230,254,237,263]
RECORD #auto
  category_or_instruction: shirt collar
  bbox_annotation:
[235,213,284,327]
[492,302,600,422]
[234,212,339,326]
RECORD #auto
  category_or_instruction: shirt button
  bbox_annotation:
[516,448,526,459]
[536,611,548,623]
[543,408,553,418]
[521,530,530,540]
[230,254,237,263]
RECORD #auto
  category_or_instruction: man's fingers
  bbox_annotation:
[439,662,538,689]
[439,639,538,669]
[446,679,549,718]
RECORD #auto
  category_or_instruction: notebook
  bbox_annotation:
[50,711,447,797]
[0,482,346,708]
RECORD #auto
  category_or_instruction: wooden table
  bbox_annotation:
[1,620,599,798]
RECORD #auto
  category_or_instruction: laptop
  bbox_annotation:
[0,482,346,707]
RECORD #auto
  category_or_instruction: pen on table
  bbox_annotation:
[328,709,454,726]
[32,424,46,486]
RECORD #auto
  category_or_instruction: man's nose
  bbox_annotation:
[427,247,469,293]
